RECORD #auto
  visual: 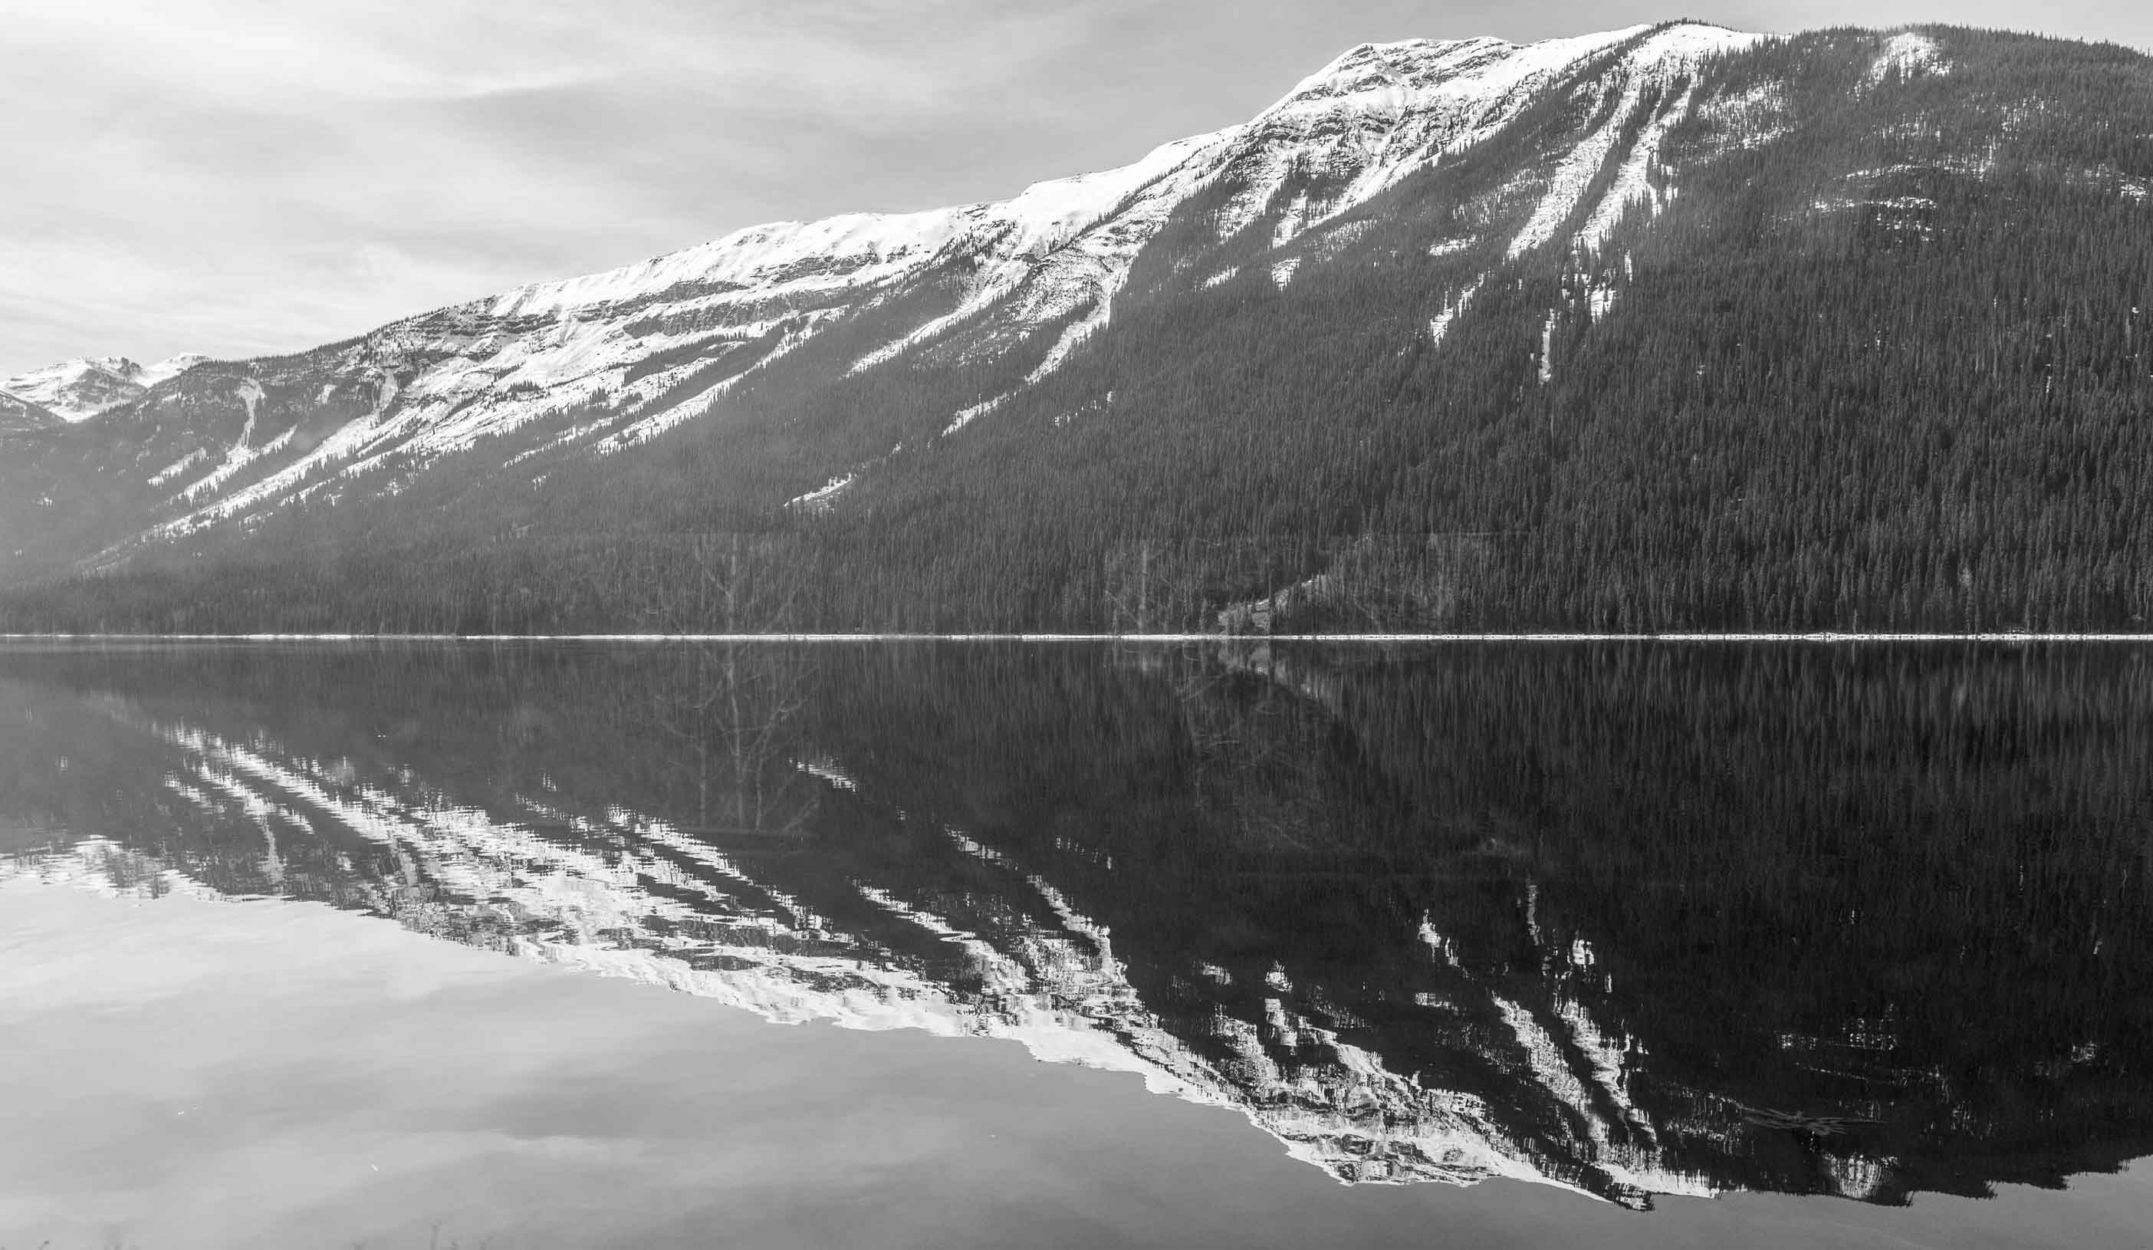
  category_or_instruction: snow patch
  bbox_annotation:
[176,381,275,503]
[1867,32,1949,87]
[591,320,825,456]
[147,448,208,487]
[1014,293,1121,394]
[136,353,211,387]
[1696,82,1791,153]
[1271,191,1314,251]
[1508,26,1760,260]
[1428,276,1487,346]
[234,378,265,424]
[1577,82,1698,253]
[148,370,405,539]
[794,757,859,791]
[785,473,857,514]
[943,395,1007,437]
[1587,284,1619,322]
[1215,26,1672,249]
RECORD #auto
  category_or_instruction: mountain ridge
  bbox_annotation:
[0,21,1772,539]
[3,21,2150,633]
[0,353,211,424]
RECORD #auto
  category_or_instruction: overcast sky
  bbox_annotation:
[3,0,2148,376]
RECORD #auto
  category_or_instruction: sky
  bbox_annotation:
[2,0,2149,376]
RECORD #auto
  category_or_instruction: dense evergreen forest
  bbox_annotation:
[3,25,2151,634]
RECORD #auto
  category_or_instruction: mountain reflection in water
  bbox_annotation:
[1,641,2148,1212]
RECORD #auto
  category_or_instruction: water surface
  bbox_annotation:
[2,641,2150,1247]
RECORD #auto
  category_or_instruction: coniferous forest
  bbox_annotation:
[2,25,2151,634]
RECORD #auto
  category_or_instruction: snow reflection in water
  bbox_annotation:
[1,640,2146,1213]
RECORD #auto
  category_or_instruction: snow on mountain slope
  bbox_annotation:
[0,389,62,432]
[1506,24,1762,259]
[0,353,209,421]
[2,357,146,421]
[133,353,211,387]
[495,129,1226,327]
[1214,24,1761,255]
[34,21,1794,562]
[1868,31,1951,86]
[113,126,1260,543]
[844,130,1236,377]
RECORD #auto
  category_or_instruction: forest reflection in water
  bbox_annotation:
[1,640,2149,1215]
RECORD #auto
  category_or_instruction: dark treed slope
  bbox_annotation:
[3,23,2151,633]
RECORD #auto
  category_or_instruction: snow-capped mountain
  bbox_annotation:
[0,352,209,422]
[1,24,1764,538]
[129,352,212,387]
[1,358,145,421]
[4,21,2149,632]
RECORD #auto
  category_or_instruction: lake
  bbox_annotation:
[2,640,2149,1249]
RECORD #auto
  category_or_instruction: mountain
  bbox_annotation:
[0,353,209,422]
[2,22,2150,633]
[128,353,213,387]
[1,357,146,421]
[0,389,61,432]
[3,643,2148,1207]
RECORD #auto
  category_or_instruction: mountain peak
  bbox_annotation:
[1262,23,1761,129]
[1,357,142,422]
[137,353,212,386]
[1,352,210,422]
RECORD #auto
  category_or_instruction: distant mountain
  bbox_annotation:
[0,353,208,422]
[130,353,212,387]
[0,357,145,422]
[2,22,2150,632]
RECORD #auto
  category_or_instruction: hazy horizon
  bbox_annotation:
[5,0,2150,376]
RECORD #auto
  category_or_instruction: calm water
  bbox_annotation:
[2,641,2151,1248]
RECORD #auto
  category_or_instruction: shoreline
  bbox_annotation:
[4,632,2153,645]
